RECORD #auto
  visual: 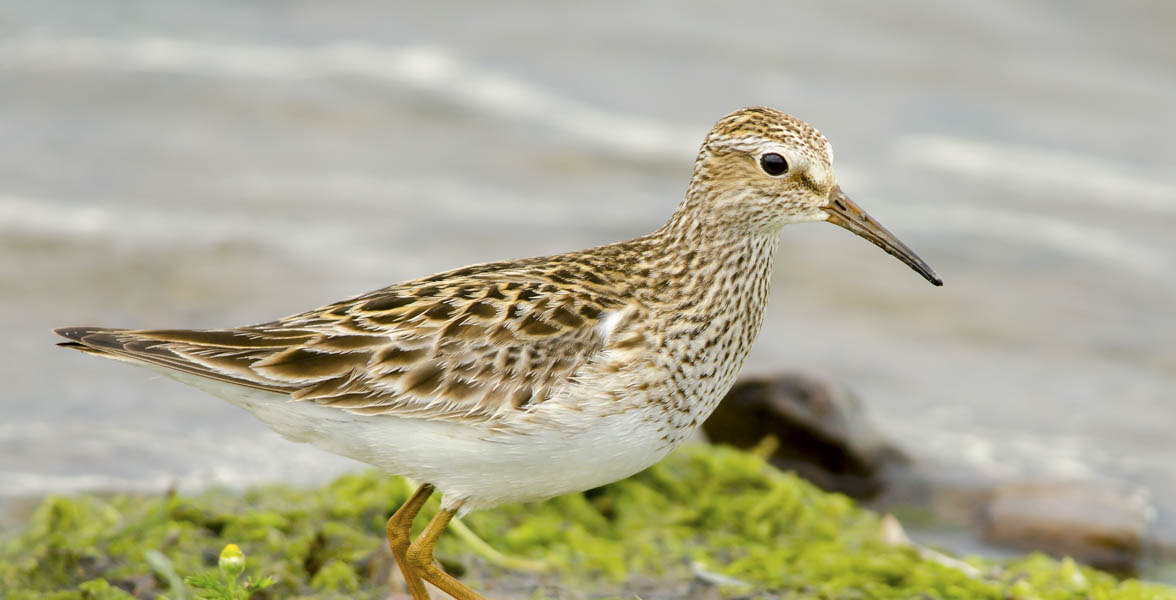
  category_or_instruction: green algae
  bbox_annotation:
[1,445,1172,599]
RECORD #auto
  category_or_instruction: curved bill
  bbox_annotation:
[823,186,942,286]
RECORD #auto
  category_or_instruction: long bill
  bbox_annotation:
[823,185,942,286]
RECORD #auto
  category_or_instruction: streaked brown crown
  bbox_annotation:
[705,106,832,165]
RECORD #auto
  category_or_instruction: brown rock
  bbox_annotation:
[702,373,908,499]
[980,481,1151,575]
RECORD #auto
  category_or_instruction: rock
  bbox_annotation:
[702,373,909,499]
[980,481,1152,575]
[702,374,1166,576]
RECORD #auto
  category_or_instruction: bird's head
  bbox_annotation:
[685,106,941,286]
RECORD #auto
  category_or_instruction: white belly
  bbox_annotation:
[163,369,676,510]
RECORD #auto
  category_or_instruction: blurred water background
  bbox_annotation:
[1,0,1173,573]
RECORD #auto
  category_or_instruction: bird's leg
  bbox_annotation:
[407,499,486,600]
[387,483,435,600]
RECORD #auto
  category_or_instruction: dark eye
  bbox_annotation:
[759,153,788,176]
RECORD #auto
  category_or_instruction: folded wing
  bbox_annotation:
[56,270,636,424]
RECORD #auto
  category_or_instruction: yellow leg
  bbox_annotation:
[406,501,487,600]
[386,483,435,600]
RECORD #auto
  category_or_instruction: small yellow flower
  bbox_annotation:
[219,543,246,582]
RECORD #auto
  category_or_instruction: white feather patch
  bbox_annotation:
[595,310,624,340]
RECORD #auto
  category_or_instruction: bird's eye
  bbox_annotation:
[759,153,789,176]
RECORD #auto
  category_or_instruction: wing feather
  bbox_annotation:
[55,269,638,424]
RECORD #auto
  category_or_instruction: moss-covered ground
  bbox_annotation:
[2,445,1172,599]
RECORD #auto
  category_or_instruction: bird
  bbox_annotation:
[55,106,941,600]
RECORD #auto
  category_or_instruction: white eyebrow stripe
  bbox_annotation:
[710,133,833,173]
[708,134,778,153]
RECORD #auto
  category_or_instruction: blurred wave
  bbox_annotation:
[897,203,1170,278]
[2,31,1169,279]
[897,135,1176,212]
[0,33,699,160]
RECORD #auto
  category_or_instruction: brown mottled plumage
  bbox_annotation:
[55,107,940,600]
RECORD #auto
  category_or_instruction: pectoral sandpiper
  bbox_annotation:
[55,107,940,599]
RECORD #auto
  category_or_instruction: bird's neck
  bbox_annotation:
[641,203,780,320]
[614,200,780,425]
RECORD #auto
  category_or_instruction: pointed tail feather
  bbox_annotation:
[52,326,294,393]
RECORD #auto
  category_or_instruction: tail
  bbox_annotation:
[55,326,135,358]
[53,326,296,393]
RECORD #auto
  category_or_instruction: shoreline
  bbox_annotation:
[3,444,1172,599]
